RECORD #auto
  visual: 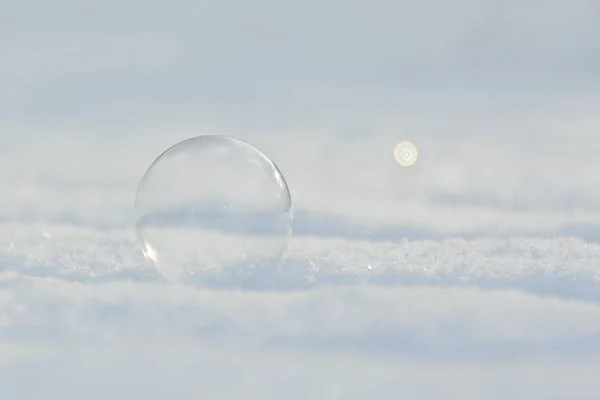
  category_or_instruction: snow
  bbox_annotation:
[3,130,600,399]
[3,0,600,397]
[2,221,600,398]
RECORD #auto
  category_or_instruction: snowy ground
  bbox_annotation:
[4,0,600,398]
[2,223,600,399]
[4,108,600,400]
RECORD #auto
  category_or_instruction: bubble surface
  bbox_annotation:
[134,135,293,286]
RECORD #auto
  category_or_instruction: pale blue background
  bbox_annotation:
[1,1,600,398]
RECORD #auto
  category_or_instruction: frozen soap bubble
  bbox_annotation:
[134,135,293,286]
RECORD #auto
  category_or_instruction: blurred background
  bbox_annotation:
[2,0,600,238]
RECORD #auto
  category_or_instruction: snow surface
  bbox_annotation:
[4,105,600,398]
[4,0,600,398]
[2,222,600,399]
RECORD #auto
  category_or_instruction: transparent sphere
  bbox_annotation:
[134,135,293,286]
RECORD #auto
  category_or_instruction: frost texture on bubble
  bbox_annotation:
[133,135,293,286]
